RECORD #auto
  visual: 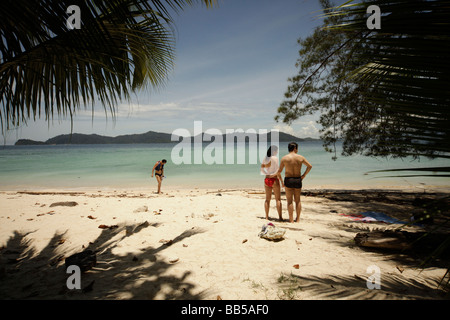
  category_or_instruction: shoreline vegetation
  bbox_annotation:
[13,131,320,146]
[1,186,448,299]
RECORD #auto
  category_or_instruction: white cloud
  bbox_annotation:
[298,120,320,138]
[273,123,296,136]
[273,119,320,139]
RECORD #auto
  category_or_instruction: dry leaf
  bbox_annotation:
[98,224,118,229]
[169,257,179,263]
[159,239,173,246]
[242,239,248,244]
[293,264,300,269]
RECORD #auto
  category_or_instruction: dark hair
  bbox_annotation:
[266,145,278,158]
[288,142,298,152]
[162,159,167,163]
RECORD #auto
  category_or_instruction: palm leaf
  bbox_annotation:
[322,0,450,170]
[0,0,217,131]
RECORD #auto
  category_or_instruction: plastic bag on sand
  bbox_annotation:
[258,223,286,240]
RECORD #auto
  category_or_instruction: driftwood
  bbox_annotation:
[49,201,79,207]
[354,230,450,253]
[355,230,413,250]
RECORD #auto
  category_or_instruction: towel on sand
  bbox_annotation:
[339,211,407,224]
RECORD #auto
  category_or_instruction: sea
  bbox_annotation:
[0,141,448,191]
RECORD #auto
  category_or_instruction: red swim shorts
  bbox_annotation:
[264,177,277,187]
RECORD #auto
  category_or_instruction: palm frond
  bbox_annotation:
[323,0,450,166]
[0,0,217,131]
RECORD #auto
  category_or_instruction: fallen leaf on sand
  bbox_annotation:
[87,215,96,219]
[159,239,173,246]
[98,224,118,230]
[293,264,300,269]
[242,239,248,244]
[169,257,179,263]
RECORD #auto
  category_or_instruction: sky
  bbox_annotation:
[4,0,325,145]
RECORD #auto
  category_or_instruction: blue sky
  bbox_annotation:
[5,0,325,145]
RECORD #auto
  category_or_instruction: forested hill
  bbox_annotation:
[15,131,317,145]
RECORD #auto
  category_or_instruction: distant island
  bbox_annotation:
[15,130,319,145]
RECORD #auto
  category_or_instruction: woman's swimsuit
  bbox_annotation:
[264,177,277,187]
[262,156,279,188]
[155,161,164,176]
[284,177,302,189]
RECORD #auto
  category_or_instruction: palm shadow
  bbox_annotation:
[276,272,447,300]
[0,222,206,299]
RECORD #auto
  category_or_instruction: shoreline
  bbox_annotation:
[2,183,449,196]
[1,186,449,300]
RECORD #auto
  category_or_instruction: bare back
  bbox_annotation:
[281,153,308,178]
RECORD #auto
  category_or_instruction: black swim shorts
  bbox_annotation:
[284,177,302,189]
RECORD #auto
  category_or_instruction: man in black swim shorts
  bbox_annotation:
[277,142,312,223]
[284,176,302,189]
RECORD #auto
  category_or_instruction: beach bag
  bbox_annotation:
[258,223,286,240]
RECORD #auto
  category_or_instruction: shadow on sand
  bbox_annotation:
[0,222,206,299]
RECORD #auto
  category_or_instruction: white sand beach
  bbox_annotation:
[0,186,449,300]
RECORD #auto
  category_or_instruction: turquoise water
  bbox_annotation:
[0,141,448,190]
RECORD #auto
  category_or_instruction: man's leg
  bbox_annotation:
[294,189,302,222]
[285,187,294,223]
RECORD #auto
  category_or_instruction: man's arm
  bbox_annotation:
[301,157,312,180]
[277,159,285,187]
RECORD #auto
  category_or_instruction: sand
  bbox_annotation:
[0,186,449,300]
